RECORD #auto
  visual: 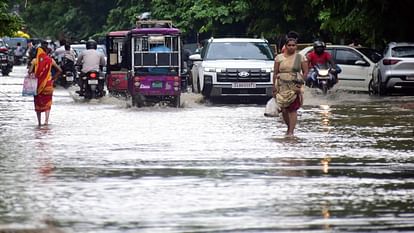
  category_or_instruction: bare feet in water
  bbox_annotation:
[285,133,294,138]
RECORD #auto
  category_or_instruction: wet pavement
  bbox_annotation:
[0,66,413,232]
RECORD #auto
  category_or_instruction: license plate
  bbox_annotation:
[66,76,74,81]
[88,79,98,85]
[151,81,163,88]
[317,76,330,80]
[406,76,414,81]
[232,82,256,88]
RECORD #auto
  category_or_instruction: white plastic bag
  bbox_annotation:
[264,98,280,117]
[22,73,38,96]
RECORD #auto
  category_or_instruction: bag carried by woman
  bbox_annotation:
[22,73,38,96]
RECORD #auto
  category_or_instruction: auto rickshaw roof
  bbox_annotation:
[107,30,129,37]
[129,27,180,36]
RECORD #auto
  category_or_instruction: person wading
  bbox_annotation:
[273,37,308,137]
[28,41,62,127]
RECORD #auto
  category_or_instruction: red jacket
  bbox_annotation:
[307,51,332,68]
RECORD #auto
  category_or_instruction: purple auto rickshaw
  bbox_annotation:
[126,20,182,107]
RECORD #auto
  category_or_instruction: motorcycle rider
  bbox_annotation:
[75,39,105,96]
[53,39,67,63]
[14,42,25,65]
[61,44,77,81]
[306,41,338,87]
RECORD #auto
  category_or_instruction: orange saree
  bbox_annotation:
[34,48,54,112]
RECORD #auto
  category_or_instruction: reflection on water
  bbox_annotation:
[1,66,414,232]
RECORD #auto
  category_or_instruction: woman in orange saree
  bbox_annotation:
[29,45,61,126]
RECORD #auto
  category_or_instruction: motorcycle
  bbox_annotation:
[58,58,76,88]
[82,70,105,99]
[180,60,190,92]
[0,47,13,76]
[309,64,339,95]
[60,70,76,89]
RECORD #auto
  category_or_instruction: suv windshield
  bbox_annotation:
[392,46,414,58]
[205,42,273,60]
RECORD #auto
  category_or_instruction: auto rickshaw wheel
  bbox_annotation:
[172,95,180,108]
[133,94,145,107]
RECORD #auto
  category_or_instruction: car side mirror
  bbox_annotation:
[189,54,202,61]
[355,60,368,66]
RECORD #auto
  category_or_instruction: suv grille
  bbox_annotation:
[217,68,270,82]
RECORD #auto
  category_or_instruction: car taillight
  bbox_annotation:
[383,59,401,65]
[89,73,97,78]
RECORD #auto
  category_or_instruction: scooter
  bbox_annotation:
[0,46,13,76]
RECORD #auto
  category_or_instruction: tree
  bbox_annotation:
[7,0,414,48]
[311,0,414,48]
[102,0,152,35]
[0,0,22,37]
[17,0,117,40]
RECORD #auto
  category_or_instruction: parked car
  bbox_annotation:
[299,45,382,92]
[189,38,274,99]
[370,42,414,95]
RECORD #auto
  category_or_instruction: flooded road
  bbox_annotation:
[1,66,413,232]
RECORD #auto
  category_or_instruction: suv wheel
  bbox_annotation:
[196,77,201,93]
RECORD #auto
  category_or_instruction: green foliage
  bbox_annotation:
[151,0,250,37]
[0,0,23,37]
[18,0,117,40]
[6,0,414,49]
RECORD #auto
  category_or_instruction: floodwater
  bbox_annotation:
[0,66,413,233]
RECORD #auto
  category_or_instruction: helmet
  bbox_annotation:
[86,39,97,50]
[313,40,325,55]
[313,40,325,48]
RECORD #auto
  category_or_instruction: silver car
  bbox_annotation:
[371,42,414,95]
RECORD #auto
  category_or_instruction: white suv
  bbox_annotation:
[189,38,274,98]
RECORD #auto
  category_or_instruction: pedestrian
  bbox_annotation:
[28,41,62,127]
[273,37,308,137]
[278,31,299,54]
[26,40,36,69]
